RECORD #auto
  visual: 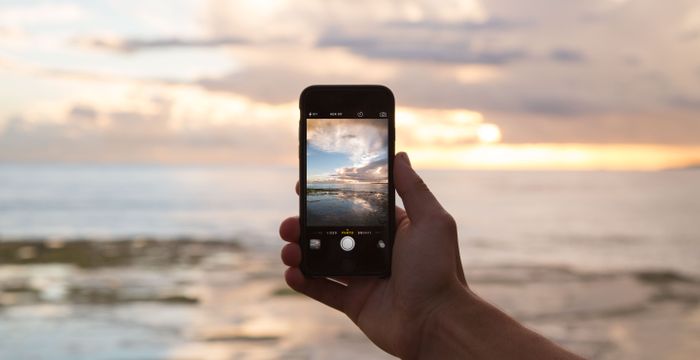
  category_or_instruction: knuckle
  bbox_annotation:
[424,210,456,228]
[437,211,457,229]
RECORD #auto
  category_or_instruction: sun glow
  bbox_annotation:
[476,123,502,144]
[400,143,700,170]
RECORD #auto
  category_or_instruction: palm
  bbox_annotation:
[350,208,465,356]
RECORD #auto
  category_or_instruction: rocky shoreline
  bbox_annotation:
[0,238,241,268]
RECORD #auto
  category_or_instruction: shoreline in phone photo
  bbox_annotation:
[306,183,388,227]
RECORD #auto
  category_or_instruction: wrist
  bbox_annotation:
[413,284,477,359]
[414,285,583,360]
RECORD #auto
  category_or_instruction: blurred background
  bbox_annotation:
[1,0,699,359]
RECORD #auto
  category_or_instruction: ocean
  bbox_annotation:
[1,165,698,275]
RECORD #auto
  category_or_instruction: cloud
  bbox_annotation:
[486,111,700,145]
[183,0,700,125]
[549,48,587,63]
[330,158,388,183]
[317,31,527,64]
[667,95,700,110]
[520,97,592,116]
[197,66,316,103]
[315,16,529,65]
[384,17,528,31]
[203,0,489,40]
[0,86,298,164]
[0,3,86,27]
[0,113,293,164]
[679,29,700,41]
[307,118,388,166]
[75,36,249,53]
[67,104,98,124]
[59,0,700,122]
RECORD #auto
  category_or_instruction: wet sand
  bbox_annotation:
[0,239,699,359]
[307,188,388,226]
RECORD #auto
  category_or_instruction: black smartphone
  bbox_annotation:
[299,85,395,277]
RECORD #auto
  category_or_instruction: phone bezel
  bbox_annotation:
[299,85,395,277]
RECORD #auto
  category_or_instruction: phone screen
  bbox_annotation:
[299,85,394,276]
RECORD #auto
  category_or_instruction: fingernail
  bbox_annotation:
[397,152,412,167]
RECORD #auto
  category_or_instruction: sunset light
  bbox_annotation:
[1,0,699,171]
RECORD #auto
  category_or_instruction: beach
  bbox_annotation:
[1,165,699,359]
[1,239,699,359]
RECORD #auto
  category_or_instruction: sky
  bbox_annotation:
[307,118,388,183]
[1,0,700,169]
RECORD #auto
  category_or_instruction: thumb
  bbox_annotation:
[394,152,444,223]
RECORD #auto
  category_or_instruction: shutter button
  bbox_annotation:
[340,236,355,251]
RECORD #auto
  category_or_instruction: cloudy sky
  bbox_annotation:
[307,118,388,183]
[1,0,700,169]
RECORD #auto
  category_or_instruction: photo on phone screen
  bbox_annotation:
[299,85,394,277]
[306,118,388,227]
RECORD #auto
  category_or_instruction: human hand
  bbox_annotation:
[279,151,468,357]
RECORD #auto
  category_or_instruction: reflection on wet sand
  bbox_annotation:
[307,186,388,226]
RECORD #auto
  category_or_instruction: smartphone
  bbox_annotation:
[299,85,395,277]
